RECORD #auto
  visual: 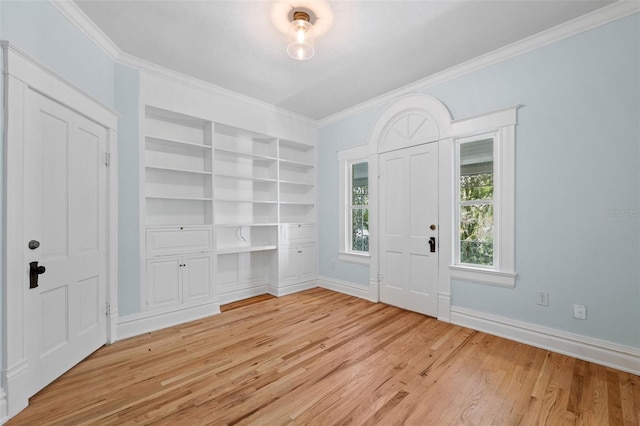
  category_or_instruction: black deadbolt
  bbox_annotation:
[29,261,46,289]
[28,240,40,250]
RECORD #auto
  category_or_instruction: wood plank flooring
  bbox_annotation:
[7,288,639,425]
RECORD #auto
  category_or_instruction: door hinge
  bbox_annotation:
[103,302,112,317]
[377,273,383,282]
[103,152,111,167]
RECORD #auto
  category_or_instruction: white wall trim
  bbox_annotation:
[0,387,7,424]
[318,277,377,303]
[47,0,316,127]
[267,280,317,297]
[450,306,640,375]
[117,301,221,340]
[218,285,269,305]
[2,42,119,419]
[47,0,121,60]
[319,1,640,126]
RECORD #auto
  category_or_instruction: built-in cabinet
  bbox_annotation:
[142,105,316,309]
[143,107,216,312]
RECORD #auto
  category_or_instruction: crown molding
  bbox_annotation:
[117,50,318,126]
[48,0,120,60]
[47,0,317,126]
[318,0,640,127]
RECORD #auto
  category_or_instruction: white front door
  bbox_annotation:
[379,143,439,316]
[23,89,108,397]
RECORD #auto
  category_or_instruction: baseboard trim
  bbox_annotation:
[0,387,7,424]
[317,277,377,302]
[117,300,221,340]
[450,306,640,375]
[268,280,318,297]
[218,285,269,305]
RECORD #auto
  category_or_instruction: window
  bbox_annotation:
[338,144,371,265]
[350,162,369,253]
[449,106,518,287]
[458,137,494,267]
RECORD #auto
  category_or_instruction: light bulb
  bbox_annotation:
[287,11,315,60]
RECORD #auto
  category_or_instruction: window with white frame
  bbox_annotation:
[338,145,371,265]
[350,162,369,253]
[449,106,518,287]
[457,136,495,267]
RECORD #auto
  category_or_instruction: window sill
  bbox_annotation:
[339,251,371,266]
[449,265,516,288]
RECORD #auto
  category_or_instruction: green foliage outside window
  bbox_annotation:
[459,145,494,266]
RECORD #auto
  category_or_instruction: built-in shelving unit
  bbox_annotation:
[278,139,316,225]
[213,124,281,303]
[142,107,317,306]
[143,107,215,311]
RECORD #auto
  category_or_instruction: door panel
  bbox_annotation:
[183,254,212,302]
[379,143,438,316]
[24,90,108,397]
[146,258,182,309]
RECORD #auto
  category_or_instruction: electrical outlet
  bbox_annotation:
[536,291,549,306]
[573,304,587,320]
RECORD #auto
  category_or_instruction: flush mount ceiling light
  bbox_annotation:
[287,11,314,61]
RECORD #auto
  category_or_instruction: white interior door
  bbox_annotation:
[379,143,439,316]
[23,89,108,397]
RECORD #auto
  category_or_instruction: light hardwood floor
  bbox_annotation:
[7,288,639,425]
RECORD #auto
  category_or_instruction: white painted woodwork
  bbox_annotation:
[23,89,108,397]
[279,244,317,284]
[2,43,118,419]
[146,257,182,309]
[280,224,315,244]
[142,107,216,313]
[379,143,439,317]
[145,226,213,257]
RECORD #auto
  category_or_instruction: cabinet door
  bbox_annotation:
[298,244,316,280]
[183,254,213,302]
[146,257,182,309]
[280,246,300,283]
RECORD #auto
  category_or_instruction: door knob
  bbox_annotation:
[29,261,46,289]
[28,240,40,250]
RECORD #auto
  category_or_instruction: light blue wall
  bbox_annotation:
[1,1,143,320]
[318,14,640,347]
[318,107,384,285]
[114,64,140,316]
[1,1,114,107]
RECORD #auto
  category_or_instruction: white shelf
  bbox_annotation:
[146,165,212,176]
[217,245,277,255]
[146,195,213,201]
[146,136,212,151]
[279,201,315,206]
[215,173,277,183]
[216,198,277,204]
[279,158,314,169]
[279,180,314,187]
[216,223,278,227]
[215,147,276,162]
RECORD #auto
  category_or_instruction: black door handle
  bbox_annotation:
[428,237,436,253]
[29,261,46,289]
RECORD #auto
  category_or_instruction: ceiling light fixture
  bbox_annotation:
[287,11,314,61]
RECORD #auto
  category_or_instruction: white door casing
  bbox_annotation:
[366,94,454,320]
[2,42,118,418]
[379,143,439,316]
[23,90,108,397]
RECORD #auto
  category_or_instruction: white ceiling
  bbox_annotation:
[74,0,616,120]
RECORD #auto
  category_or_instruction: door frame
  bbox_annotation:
[2,42,119,418]
[365,94,455,322]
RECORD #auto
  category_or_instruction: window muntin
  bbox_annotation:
[350,162,369,253]
[457,137,494,267]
